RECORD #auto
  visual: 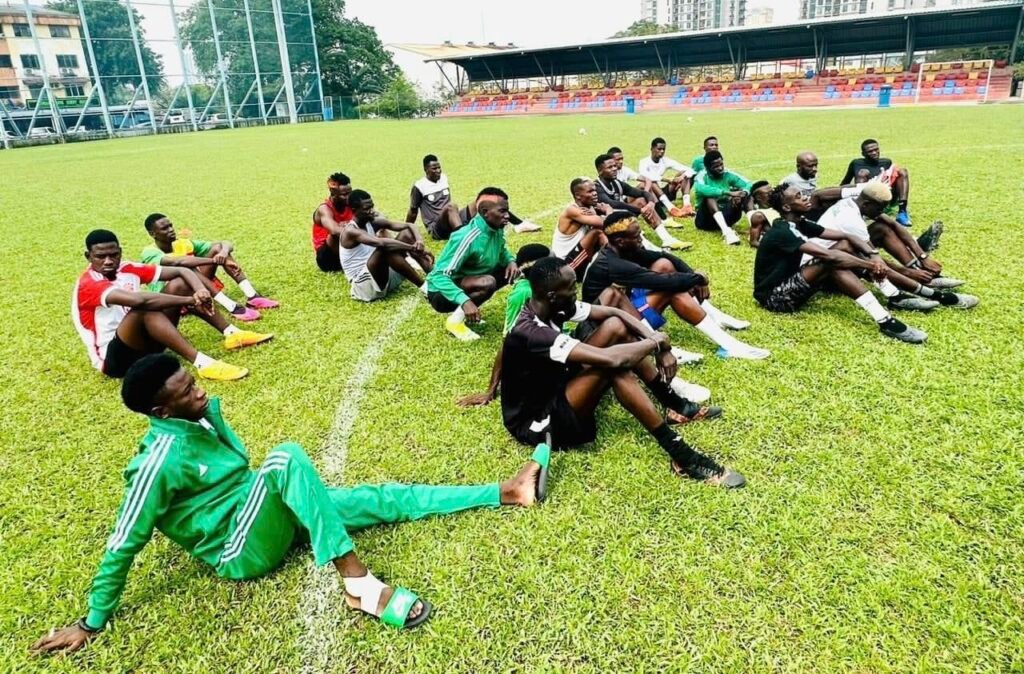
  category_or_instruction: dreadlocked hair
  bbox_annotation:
[768,183,789,213]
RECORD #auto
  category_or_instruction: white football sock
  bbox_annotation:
[448,307,466,323]
[855,291,891,323]
[419,282,428,296]
[193,352,215,369]
[695,316,757,353]
[701,300,749,330]
[659,194,674,210]
[713,211,731,235]
[915,284,935,297]
[213,292,237,312]
[682,193,692,207]
[222,325,240,336]
[874,279,899,298]
[237,279,258,299]
[654,224,676,244]
[641,235,660,251]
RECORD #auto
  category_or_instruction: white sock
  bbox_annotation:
[701,300,749,329]
[659,194,674,210]
[641,235,660,251]
[682,193,692,207]
[449,307,466,323]
[419,282,428,296]
[193,352,215,369]
[237,279,257,299]
[855,291,891,323]
[874,279,899,298]
[915,284,935,297]
[641,318,654,330]
[214,292,237,312]
[713,211,731,235]
[654,224,675,244]
[695,316,754,353]
[223,325,240,336]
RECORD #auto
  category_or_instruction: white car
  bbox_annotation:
[28,127,55,138]
[166,113,185,125]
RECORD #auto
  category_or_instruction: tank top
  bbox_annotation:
[551,201,589,258]
[339,221,379,282]
[312,198,353,250]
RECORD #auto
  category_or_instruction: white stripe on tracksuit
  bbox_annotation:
[107,435,173,552]
[219,451,293,563]
[442,228,481,276]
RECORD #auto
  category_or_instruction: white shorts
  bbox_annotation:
[349,267,403,302]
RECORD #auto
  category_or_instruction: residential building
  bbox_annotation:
[641,0,748,32]
[800,0,869,19]
[0,3,91,108]
[746,5,774,25]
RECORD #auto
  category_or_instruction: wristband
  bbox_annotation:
[78,617,102,633]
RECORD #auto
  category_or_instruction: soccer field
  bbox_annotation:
[1,106,1023,673]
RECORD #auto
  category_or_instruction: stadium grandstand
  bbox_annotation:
[431,1,1023,116]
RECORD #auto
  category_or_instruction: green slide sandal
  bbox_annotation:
[379,587,433,630]
[532,439,551,503]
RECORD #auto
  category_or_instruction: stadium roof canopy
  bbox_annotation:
[428,1,1024,84]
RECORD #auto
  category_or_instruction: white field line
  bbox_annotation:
[299,293,419,674]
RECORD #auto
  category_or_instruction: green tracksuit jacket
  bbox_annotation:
[693,169,753,209]
[426,214,514,307]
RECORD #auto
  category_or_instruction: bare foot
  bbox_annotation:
[500,460,540,507]
[343,584,424,621]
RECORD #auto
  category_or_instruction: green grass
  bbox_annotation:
[1,106,1023,673]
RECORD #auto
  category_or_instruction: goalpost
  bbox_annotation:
[914,58,995,105]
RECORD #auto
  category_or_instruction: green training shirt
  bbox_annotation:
[140,239,213,292]
[426,214,514,307]
[693,169,753,209]
[85,397,253,629]
[503,278,532,335]
[691,155,705,172]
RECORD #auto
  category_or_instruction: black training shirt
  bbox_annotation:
[753,218,825,304]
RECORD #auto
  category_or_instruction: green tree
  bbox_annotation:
[311,0,399,99]
[357,73,421,118]
[47,0,164,103]
[611,20,676,38]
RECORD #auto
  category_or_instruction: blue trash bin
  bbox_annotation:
[878,84,893,108]
[624,96,636,114]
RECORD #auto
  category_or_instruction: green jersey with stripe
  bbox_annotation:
[140,239,214,292]
[426,214,514,307]
[85,397,253,629]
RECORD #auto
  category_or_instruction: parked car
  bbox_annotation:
[202,113,229,129]
[28,127,55,138]
[166,113,186,125]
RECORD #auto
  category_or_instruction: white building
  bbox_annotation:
[0,4,91,108]
[641,0,748,32]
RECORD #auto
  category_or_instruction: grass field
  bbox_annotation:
[1,105,1023,673]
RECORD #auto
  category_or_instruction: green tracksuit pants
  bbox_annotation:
[216,443,500,579]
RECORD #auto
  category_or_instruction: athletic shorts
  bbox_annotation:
[761,271,818,313]
[507,392,597,449]
[561,243,592,281]
[102,334,151,379]
[426,265,508,314]
[695,202,743,231]
[315,244,342,273]
[349,267,403,302]
[426,218,455,241]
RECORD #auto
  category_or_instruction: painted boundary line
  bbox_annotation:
[299,293,419,674]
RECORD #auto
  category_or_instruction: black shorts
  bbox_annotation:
[695,201,743,231]
[562,243,592,281]
[102,335,151,379]
[508,393,597,449]
[426,218,455,241]
[761,270,818,313]
[427,265,509,314]
[315,244,342,273]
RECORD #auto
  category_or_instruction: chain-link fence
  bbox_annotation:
[0,0,324,149]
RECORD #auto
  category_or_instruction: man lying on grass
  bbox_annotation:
[752,185,929,344]
[500,256,744,488]
[32,354,550,652]
[142,213,278,322]
[339,189,435,302]
[582,212,770,361]
[73,230,271,382]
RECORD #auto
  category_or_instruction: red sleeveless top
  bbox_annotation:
[312,198,353,250]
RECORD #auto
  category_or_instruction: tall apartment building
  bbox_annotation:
[0,4,91,107]
[800,0,869,19]
[641,0,748,32]
[746,5,774,25]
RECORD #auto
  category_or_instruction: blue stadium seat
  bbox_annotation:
[864,84,873,91]
[784,94,794,101]
[826,85,836,93]
[978,86,987,94]
[955,87,965,95]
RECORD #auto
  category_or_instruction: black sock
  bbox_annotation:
[936,291,958,306]
[655,202,669,220]
[898,199,908,212]
[652,423,696,465]
[648,378,684,410]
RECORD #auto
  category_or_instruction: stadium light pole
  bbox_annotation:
[206,0,235,128]
[21,0,64,137]
[75,0,113,136]
[123,0,157,134]
[305,0,325,118]
[168,0,198,132]
[270,0,297,123]
[242,0,268,122]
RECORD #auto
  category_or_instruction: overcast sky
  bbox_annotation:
[344,0,800,93]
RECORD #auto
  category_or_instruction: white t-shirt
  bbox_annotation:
[801,197,869,264]
[617,165,641,182]
[638,156,694,181]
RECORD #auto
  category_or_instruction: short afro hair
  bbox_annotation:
[85,229,119,250]
[527,255,570,296]
[703,150,723,165]
[422,154,439,169]
[651,137,666,147]
[476,186,509,201]
[607,146,623,155]
[348,189,372,211]
[144,213,166,231]
[121,353,182,415]
[515,243,551,268]
[594,153,614,171]
[750,180,770,193]
[702,135,717,147]
[328,172,350,185]
[860,138,878,151]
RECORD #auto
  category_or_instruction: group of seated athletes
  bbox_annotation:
[43,135,980,651]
